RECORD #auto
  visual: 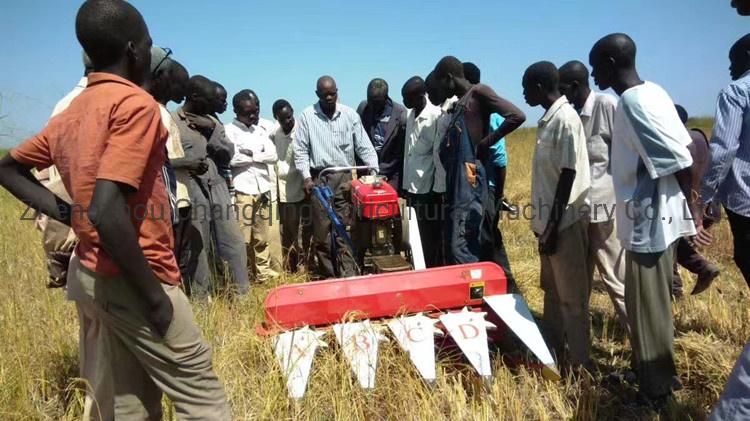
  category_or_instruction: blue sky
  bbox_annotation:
[0,0,746,147]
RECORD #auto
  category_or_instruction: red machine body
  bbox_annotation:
[262,262,508,332]
[351,178,400,220]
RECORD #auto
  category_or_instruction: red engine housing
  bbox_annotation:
[351,178,400,220]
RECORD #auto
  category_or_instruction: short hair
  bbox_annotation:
[591,33,637,69]
[463,62,481,84]
[317,75,336,91]
[731,33,750,56]
[272,99,293,117]
[524,61,559,93]
[75,0,148,68]
[233,89,259,109]
[675,104,688,124]
[187,75,215,98]
[367,78,389,97]
[435,56,464,79]
[558,60,590,85]
[402,76,426,95]
[213,81,227,93]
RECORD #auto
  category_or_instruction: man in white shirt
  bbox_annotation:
[270,99,312,273]
[590,33,708,405]
[522,61,592,369]
[401,76,443,267]
[425,71,457,265]
[226,89,279,282]
[559,60,630,336]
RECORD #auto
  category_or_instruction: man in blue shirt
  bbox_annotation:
[702,33,750,287]
[357,79,407,191]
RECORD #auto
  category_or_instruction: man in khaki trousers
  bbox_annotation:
[226,89,280,282]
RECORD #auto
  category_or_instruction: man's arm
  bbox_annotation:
[476,84,526,148]
[293,115,313,180]
[353,115,379,170]
[88,180,172,337]
[254,134,279,164]
[539,120,580,254]
[539,168,576,255]
[701,89,745,204]
[206,120,235,166]
[0,154,72,226]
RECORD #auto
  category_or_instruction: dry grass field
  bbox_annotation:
[0,119,747,420]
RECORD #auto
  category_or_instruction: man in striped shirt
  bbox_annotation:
[702,33,750,287]
[293,75,379,279]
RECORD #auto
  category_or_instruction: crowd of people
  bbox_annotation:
[0,0,749,419]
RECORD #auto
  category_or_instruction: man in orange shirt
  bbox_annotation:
[0,1,230,419]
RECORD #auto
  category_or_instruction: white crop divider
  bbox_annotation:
[274,326,328,399]
[333,320,389,389]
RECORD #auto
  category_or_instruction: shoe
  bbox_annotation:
[691,265,720,295]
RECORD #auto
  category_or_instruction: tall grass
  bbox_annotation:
[0,122,746,420]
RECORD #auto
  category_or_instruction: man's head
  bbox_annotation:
[522,61,559,107]
[675,104,689,125]
[233,89,260,127]
[558,60,592,110]
[732,0,750,15]
[75,0,152,86]
[185,75,216,114]
[434,56,465,98]
[272,99,295,134]
[730,34,750,80]
[401,76,427,110]
[147,46,172,103]
[367,78,389,114]
[212,82,228,114]
[425,71,447,107]
[589,33,637,92]
[316,76,338,114]
[463,62,481,84]
[168,60,189,104]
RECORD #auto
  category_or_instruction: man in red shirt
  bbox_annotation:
[0,1,229,419]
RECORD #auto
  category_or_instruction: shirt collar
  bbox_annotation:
[314,102,341,120]
[78,77,89,89]
[441,96,458,113]
[85,72,142,90]
[539,96,569,126]
[740,69,750,80]
[579,91,596,117]
[232,118,257,131]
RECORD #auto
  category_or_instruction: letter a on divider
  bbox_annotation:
[439,308,496,378]
[387,314,442,382]
[274,326,328,399]
[333,320,388,389]
[484,294,561,381]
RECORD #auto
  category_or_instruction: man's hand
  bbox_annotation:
[688,201,713,247]
[185,113,216,131]
[186,159,209,176]
[147,293,174,339]
[538,225,558,255]
[476,137,491,163]
[304,178,315,195]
